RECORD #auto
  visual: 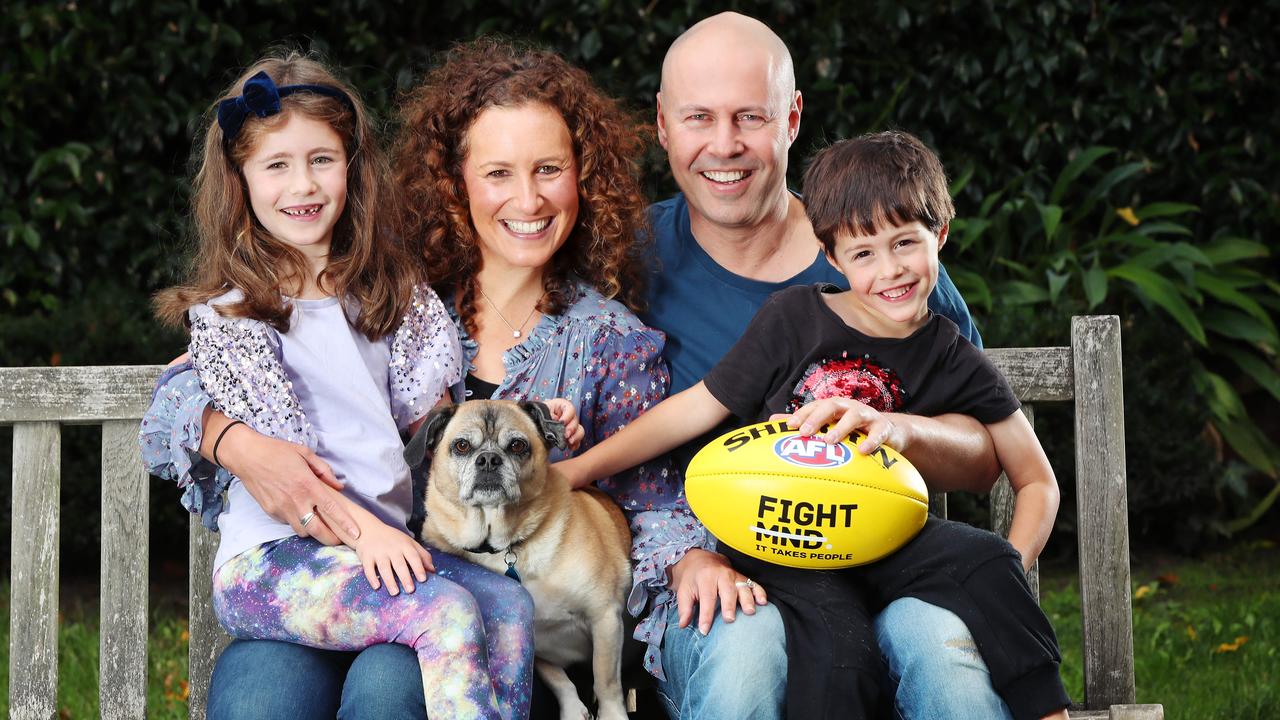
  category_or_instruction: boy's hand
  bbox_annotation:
[772,397,907,455]
[352,521,435,596]
[544,397,585,450]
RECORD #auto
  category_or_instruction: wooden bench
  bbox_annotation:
[0,315,1162,719]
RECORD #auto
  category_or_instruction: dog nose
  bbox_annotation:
[475,452,504,472]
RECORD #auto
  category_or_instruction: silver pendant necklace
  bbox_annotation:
[479,287,543,339]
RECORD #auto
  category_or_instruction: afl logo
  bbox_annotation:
[773,436,852,468]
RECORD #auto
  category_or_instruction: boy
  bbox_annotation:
[558,131,1070,720]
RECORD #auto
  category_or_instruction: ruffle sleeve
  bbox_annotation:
[627,508,716,680]
[388,283,464,430]
[188,303,315,446]
[138,364,231,531]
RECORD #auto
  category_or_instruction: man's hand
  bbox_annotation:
[207,412,360,544]
[773,397,907,455]
[670,548,768,636]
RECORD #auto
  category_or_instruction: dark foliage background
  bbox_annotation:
[2,0,1277,576]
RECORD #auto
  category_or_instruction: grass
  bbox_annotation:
[1042,540,1279,719]
[0,542,1276,718]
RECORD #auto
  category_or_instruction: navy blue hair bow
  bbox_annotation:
[216,71,355,143]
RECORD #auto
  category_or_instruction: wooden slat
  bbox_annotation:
[100,420,150,719]
[986,347,1074,402]
[0,365,167,424]
[9,422,61,720]
[1109,704,1164,719]
[1072,316,1135,708]
[928,491,947,518]
[189,520,229,720]
[990,405,1039,600]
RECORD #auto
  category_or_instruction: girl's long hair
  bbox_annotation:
[155,51,420,340]
[394,37,650,337]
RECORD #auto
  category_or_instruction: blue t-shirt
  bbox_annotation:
[640,193,980,395]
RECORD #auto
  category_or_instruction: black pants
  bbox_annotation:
[724,517,1070,720]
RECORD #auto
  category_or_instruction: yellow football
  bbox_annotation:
[685,420,929,569]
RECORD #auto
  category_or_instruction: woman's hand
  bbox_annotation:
[544,397,585,450]
[207,411,360,545]
[350,517,435,596]
[670,548,768,636]
[772,397,907,455]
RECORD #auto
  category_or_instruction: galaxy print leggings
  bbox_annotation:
[212,535,534,720]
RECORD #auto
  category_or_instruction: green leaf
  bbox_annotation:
[1046,269,1070,304]
[1089,162,1147,200]
[1037,203,1063,243]
[1135,202,1199,220]
[1108,263,1207,345]
[997,280,1050,305]
[1135,220,1193,236]
[1212,417,1278,477]
[1050,146,1113,205]
[1202,237,1270,265]
[946,268,992,313]
[1197,370,1246,420]
[1202,309,1278,346]
[1083,259,1108,309]
[1218,346,1280,403]
[1195,274,1277,332]
[580,29,602,60]
[949,163,975,196]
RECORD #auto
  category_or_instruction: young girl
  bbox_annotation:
[152,54,532,720]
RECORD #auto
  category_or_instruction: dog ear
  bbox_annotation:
[404,404,458,468]
[520,401,568,450]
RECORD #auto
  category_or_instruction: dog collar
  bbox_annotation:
[465,537,523,583]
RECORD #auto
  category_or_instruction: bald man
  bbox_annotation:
[636,12,1031,720]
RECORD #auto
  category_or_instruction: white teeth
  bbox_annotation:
[881,286,911,299]
[503,218,551,234]
[702,170,749,183]
[282,206,321,217]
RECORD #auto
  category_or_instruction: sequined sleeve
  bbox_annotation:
[138,364,231,530]
[188,303,315,446]
[389,283,464,430]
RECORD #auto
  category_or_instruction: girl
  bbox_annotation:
[152,53,532,720]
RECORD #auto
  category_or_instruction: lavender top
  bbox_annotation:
[157,284,461,570]
[139,280,709,678]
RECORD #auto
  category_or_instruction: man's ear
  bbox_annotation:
[936,223,949,252]
[656,92,669,149]
[788,90,803,144]
[404,404,457,468]
[519,401,568,450]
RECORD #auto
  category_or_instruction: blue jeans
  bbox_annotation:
[654,603,787,719]
[876,598,1014,720]
[207,640,424,719]
[653,598,1011,720]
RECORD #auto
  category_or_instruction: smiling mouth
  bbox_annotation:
[700,170,752,184]
[878,283,916,300]
[281,205,322,217]
[501,218,552,234]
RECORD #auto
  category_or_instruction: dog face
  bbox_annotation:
[404,400,567,507]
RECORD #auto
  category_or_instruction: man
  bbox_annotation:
[640,12,1017,720]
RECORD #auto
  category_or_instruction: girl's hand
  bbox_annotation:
[544,397,585,450]
[771,397,906,454]
[553,457,592,490]
[352,520,435,596]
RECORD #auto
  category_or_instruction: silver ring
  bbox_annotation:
[299,510,317,528]
[735,579,756,589]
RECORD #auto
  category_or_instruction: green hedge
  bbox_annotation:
[2,0,1277,563]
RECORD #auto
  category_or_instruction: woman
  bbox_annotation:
[142,39,702,718]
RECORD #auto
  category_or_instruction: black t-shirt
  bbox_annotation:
[704,284,1019,425]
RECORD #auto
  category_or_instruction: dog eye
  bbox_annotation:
[452,438,472,454]
[507,438,529,454]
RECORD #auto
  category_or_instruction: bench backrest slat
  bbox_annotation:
[188,522,226,719]
[1072,316,1136,707]
[0,366,162,424]
[100,420,150,718]
[9,421,61,720]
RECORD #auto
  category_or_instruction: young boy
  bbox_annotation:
[558,131,1070,720]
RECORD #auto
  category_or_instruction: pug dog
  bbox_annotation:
[404,399,633,720]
